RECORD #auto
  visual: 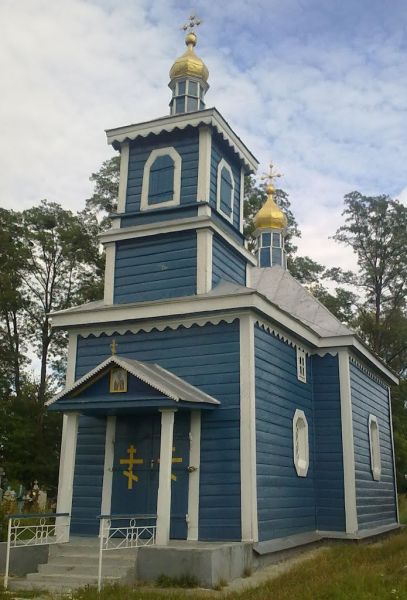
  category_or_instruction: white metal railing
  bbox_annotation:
[3,512,70,589]
[98,514,156,591]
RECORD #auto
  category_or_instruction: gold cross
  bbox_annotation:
[261,161,283,186]
[110,339,118,355]
[181,14,202,33]
[120,445,144,490]
[156,446,183,481]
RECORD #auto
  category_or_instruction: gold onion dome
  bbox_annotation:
[169,32,209,82]
[254,184,288,230]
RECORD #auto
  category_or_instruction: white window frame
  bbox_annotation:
[296,347,307,383]
[293,409,309,477]
[216,158,235,223]
[368,414,381,481]
[140,146,182,211]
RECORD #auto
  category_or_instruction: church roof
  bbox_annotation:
[105,107,259,173]
[47,355,220,407]
[250,266,352,338]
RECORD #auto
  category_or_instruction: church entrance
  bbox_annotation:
[111,412,190,539]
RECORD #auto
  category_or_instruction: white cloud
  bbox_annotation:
[0,0,405,275]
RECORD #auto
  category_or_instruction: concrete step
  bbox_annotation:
[49,553,137,567]
[9,576,119,592]
[37,562,132,577]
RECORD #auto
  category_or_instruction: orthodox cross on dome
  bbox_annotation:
[181,14,202,33]
[261,161,283,188]
[110,339,118,355]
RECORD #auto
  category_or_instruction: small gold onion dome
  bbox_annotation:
[169,32,209,82]
[254,184,288,230]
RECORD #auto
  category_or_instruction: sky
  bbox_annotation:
[1,0,407,272]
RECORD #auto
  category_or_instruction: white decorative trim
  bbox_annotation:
[198,204,211,217]
[255,319,313,355]
[349,354,388,388]
[140,147,182,211]
[216,158,235,223]
[196,229,213,294]
[239,167,244,233]
[117,141,129,213]
[187,411,201,541]
[76,314,239,339]
[388,387,400,523]
[240,314,258,542]
[338,350,358,534]
[100,416,116,534]
[156,409,176,545]
[65,333,78,387]
[99,215,257,266]
[106,108,259,173]
[296,347,307,382]
[103,242,116,305]
[312,349,339,358]
[52,295,321,349]
[246,263,252,288]
[293,409,309,477]
[197,126,212,202]
[56,412,79,541]
[368,414,381,481]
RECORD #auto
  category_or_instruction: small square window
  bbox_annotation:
[296,347,306,382]
[188,80,198,96]
[272,232,281,247]
[262,232,271,247]
[175,97,185,113]
[178,81,186,95]
[187,97,199,112]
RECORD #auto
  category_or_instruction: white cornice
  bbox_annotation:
[105,108,259,173]
[98,215,257,266]
[50,292,397,384]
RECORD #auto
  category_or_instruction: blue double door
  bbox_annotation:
[111,412,190,539]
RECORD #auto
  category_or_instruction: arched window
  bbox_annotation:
[141,147,182,211]
[293,409,309,477]
[148,155,175,204]
[216,159,234,222]
[369,415,381,481]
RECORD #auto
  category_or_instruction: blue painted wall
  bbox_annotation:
[120,205,199,229]
[210,132,242,232]
[212,234,246,288]
[126,129,199,213]
[254,325,315,541]
[71,416,106,535]
[75,321,241,541]
[350,361,397,530]
[114,230,197,303]
[312,354,345,532]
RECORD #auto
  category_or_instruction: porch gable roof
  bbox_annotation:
[47,355,220,408]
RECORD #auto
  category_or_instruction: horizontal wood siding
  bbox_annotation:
[121,205,199,228]
[312,354,345,532]
[126,129,199,213]
[212,234,246,287]
[210,132,242,232]
[255,325,315,541]
[71,416,106,535]
[114,231,197,303]
[75,321,241,541]
[350,362,397,529]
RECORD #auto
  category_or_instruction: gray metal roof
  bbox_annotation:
[250,266,352,338]
[47,355,220,407]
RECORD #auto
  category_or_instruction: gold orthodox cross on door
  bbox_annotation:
[120,445,144,490]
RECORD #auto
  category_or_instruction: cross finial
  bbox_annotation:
[261,161,283,186]
[181,14,202,33]
[110,339,118,355]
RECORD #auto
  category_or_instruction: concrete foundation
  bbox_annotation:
[137,541,253,588]
[0,542,49,577]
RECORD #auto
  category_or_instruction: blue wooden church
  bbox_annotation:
[49,26,399,554]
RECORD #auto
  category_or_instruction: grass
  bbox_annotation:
[1,500,407,600]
